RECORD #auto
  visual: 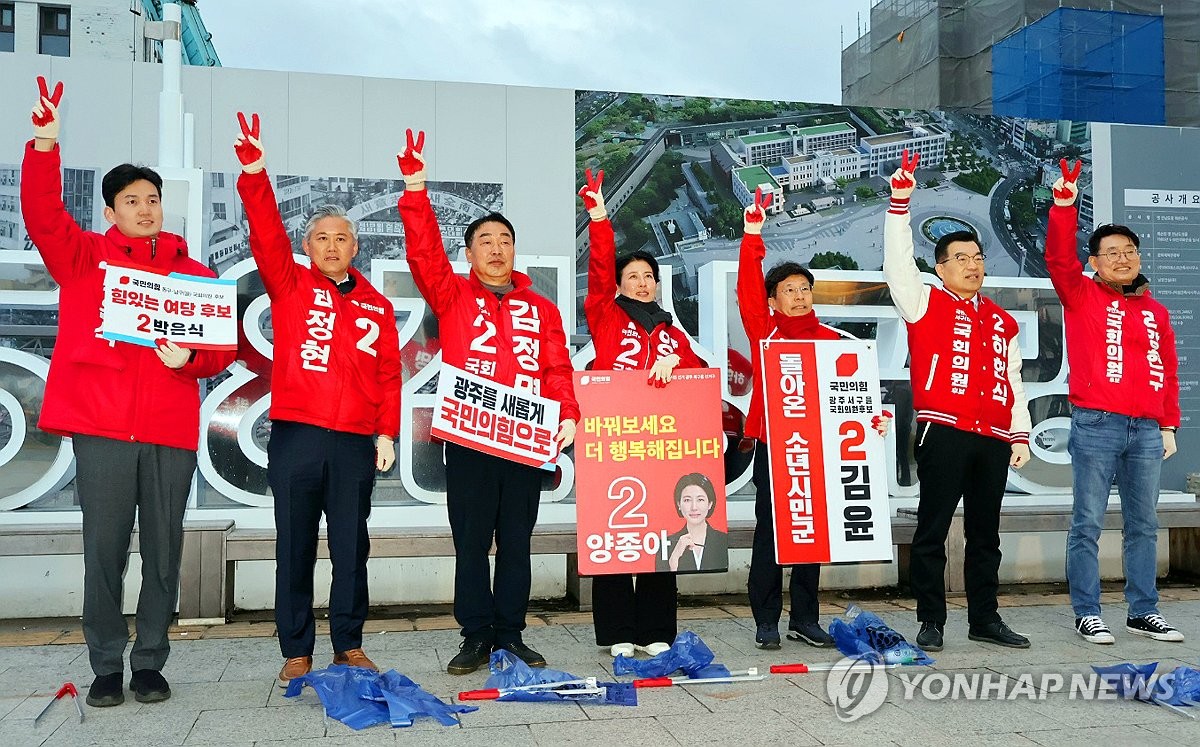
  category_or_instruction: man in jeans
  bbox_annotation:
[1046,160,1183,644]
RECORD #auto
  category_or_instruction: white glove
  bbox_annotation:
[647,354,680,388]
[1163,430,1177,460]
[579,168,607,221]
[376,436,396,471]
[556,418,577,450]
[1010,443,1030,469]
[31,76,64,141]
[1052,159,1082,207]
[396,128,427,191]
[234,112,266,174]
[155,340,191,369]
[744,186,769,235]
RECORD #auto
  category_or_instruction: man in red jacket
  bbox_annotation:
[1047,161,1183,645]
[395,130,579,675]
[233,114,402,686]
[21,78,235,707]
[883,150,1032,652]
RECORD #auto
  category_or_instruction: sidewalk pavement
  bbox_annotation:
[4,589,1200,746]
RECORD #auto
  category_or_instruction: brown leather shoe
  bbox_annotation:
[333,648,378,671]
[278,656,312,688]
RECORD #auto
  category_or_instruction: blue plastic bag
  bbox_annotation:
[485,649,578,701]
[483,650,635,705]
[611,631,728,678]
[1154,666,1200,706]
[829,605,934,666]
[1091,662,1159,701]
[285,665,475,729]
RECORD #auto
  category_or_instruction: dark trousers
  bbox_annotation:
[747,441,821,627]
[444,442,543,645]
[268,421,375,658]
[592,573,678,646]
[74,434,195,676]
[910,422,1010,626]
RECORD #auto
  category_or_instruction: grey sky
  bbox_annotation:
[199,0,875,104]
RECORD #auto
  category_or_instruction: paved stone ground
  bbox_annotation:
[4,590,1200,745]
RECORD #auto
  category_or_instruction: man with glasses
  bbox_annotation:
[1047,160,1182,645]
[883,150,1032,651]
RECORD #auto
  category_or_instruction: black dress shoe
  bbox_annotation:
[86,672,125,707]
[129,669,171,703]
[916,621,944,652]
[968,620,1030,649]
[447,638,492,675]
[496,640,546,668]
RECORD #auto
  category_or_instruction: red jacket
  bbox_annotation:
[238,171,401,438]
[396,189,580,422]
[1046,205,1180,427]
[20,141,235,451]
[884,209,1031,443]
[737,233,843,442]
[585,218,703,371]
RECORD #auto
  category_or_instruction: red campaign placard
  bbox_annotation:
[759,341,830,564]
[760,339,892,565]
[574,369,727,576]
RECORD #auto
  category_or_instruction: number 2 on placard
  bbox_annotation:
[614,337,641,369]
[607,476,649,529]
[839,421,866,460]
[136,314,150,332]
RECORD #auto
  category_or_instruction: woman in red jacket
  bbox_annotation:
[581,169,704,658]
[737,188,889,650]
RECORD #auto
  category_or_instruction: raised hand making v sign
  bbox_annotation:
[396,128,427,191]
[234,112,265,174]
[1052,158,1082,207]
[743,186,771,236]
[31,76,65,148]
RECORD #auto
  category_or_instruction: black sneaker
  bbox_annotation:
[787,621,835,648]
[1126,613,1185,642]
[86,672,124,707]
[496,640,546,668]
[916,621,944,652]
[1074,615,1115,644]
[129,669,171,703]
[447,638,492,675]
[968,620,1030,649]
[755,623,781,650]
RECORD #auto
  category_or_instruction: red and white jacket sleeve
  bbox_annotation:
[20,141,100,285]
[538,302,581,423]
[882,199,931,323]
[397,188,460,316]
[1006,340,1032,444]
[237,171,300,301]
[1161,319,1182,429]
[376,299,402,440]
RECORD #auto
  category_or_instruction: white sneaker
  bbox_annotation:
[1126,613,1185,642]
[637,642,671,657]
[609,642,636,658]
[1075,615,1115,644]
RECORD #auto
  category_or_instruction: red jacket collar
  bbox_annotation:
[104,226,188,266]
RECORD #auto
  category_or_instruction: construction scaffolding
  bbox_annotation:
[841,0,1200,127]
[993,9,1164,125]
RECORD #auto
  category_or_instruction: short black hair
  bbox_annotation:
[933,230,980,263]
[615,250,660,284]
[102,164,163,209]
[464,212,516,247]
[674,472,718,518]
[764,261,814,297]
[1087,224,1140,255]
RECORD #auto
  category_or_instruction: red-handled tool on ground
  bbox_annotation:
[634,669,766,688]
[459,677,602,700]
[34,682,84,724]
[770,662,902,674]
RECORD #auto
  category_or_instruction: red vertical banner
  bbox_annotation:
[574,369,727,576]
[760,340,830,564]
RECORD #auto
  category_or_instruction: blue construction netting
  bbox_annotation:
[992,7,1164,125]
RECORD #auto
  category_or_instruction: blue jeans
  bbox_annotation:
[1065,407,1163,618]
